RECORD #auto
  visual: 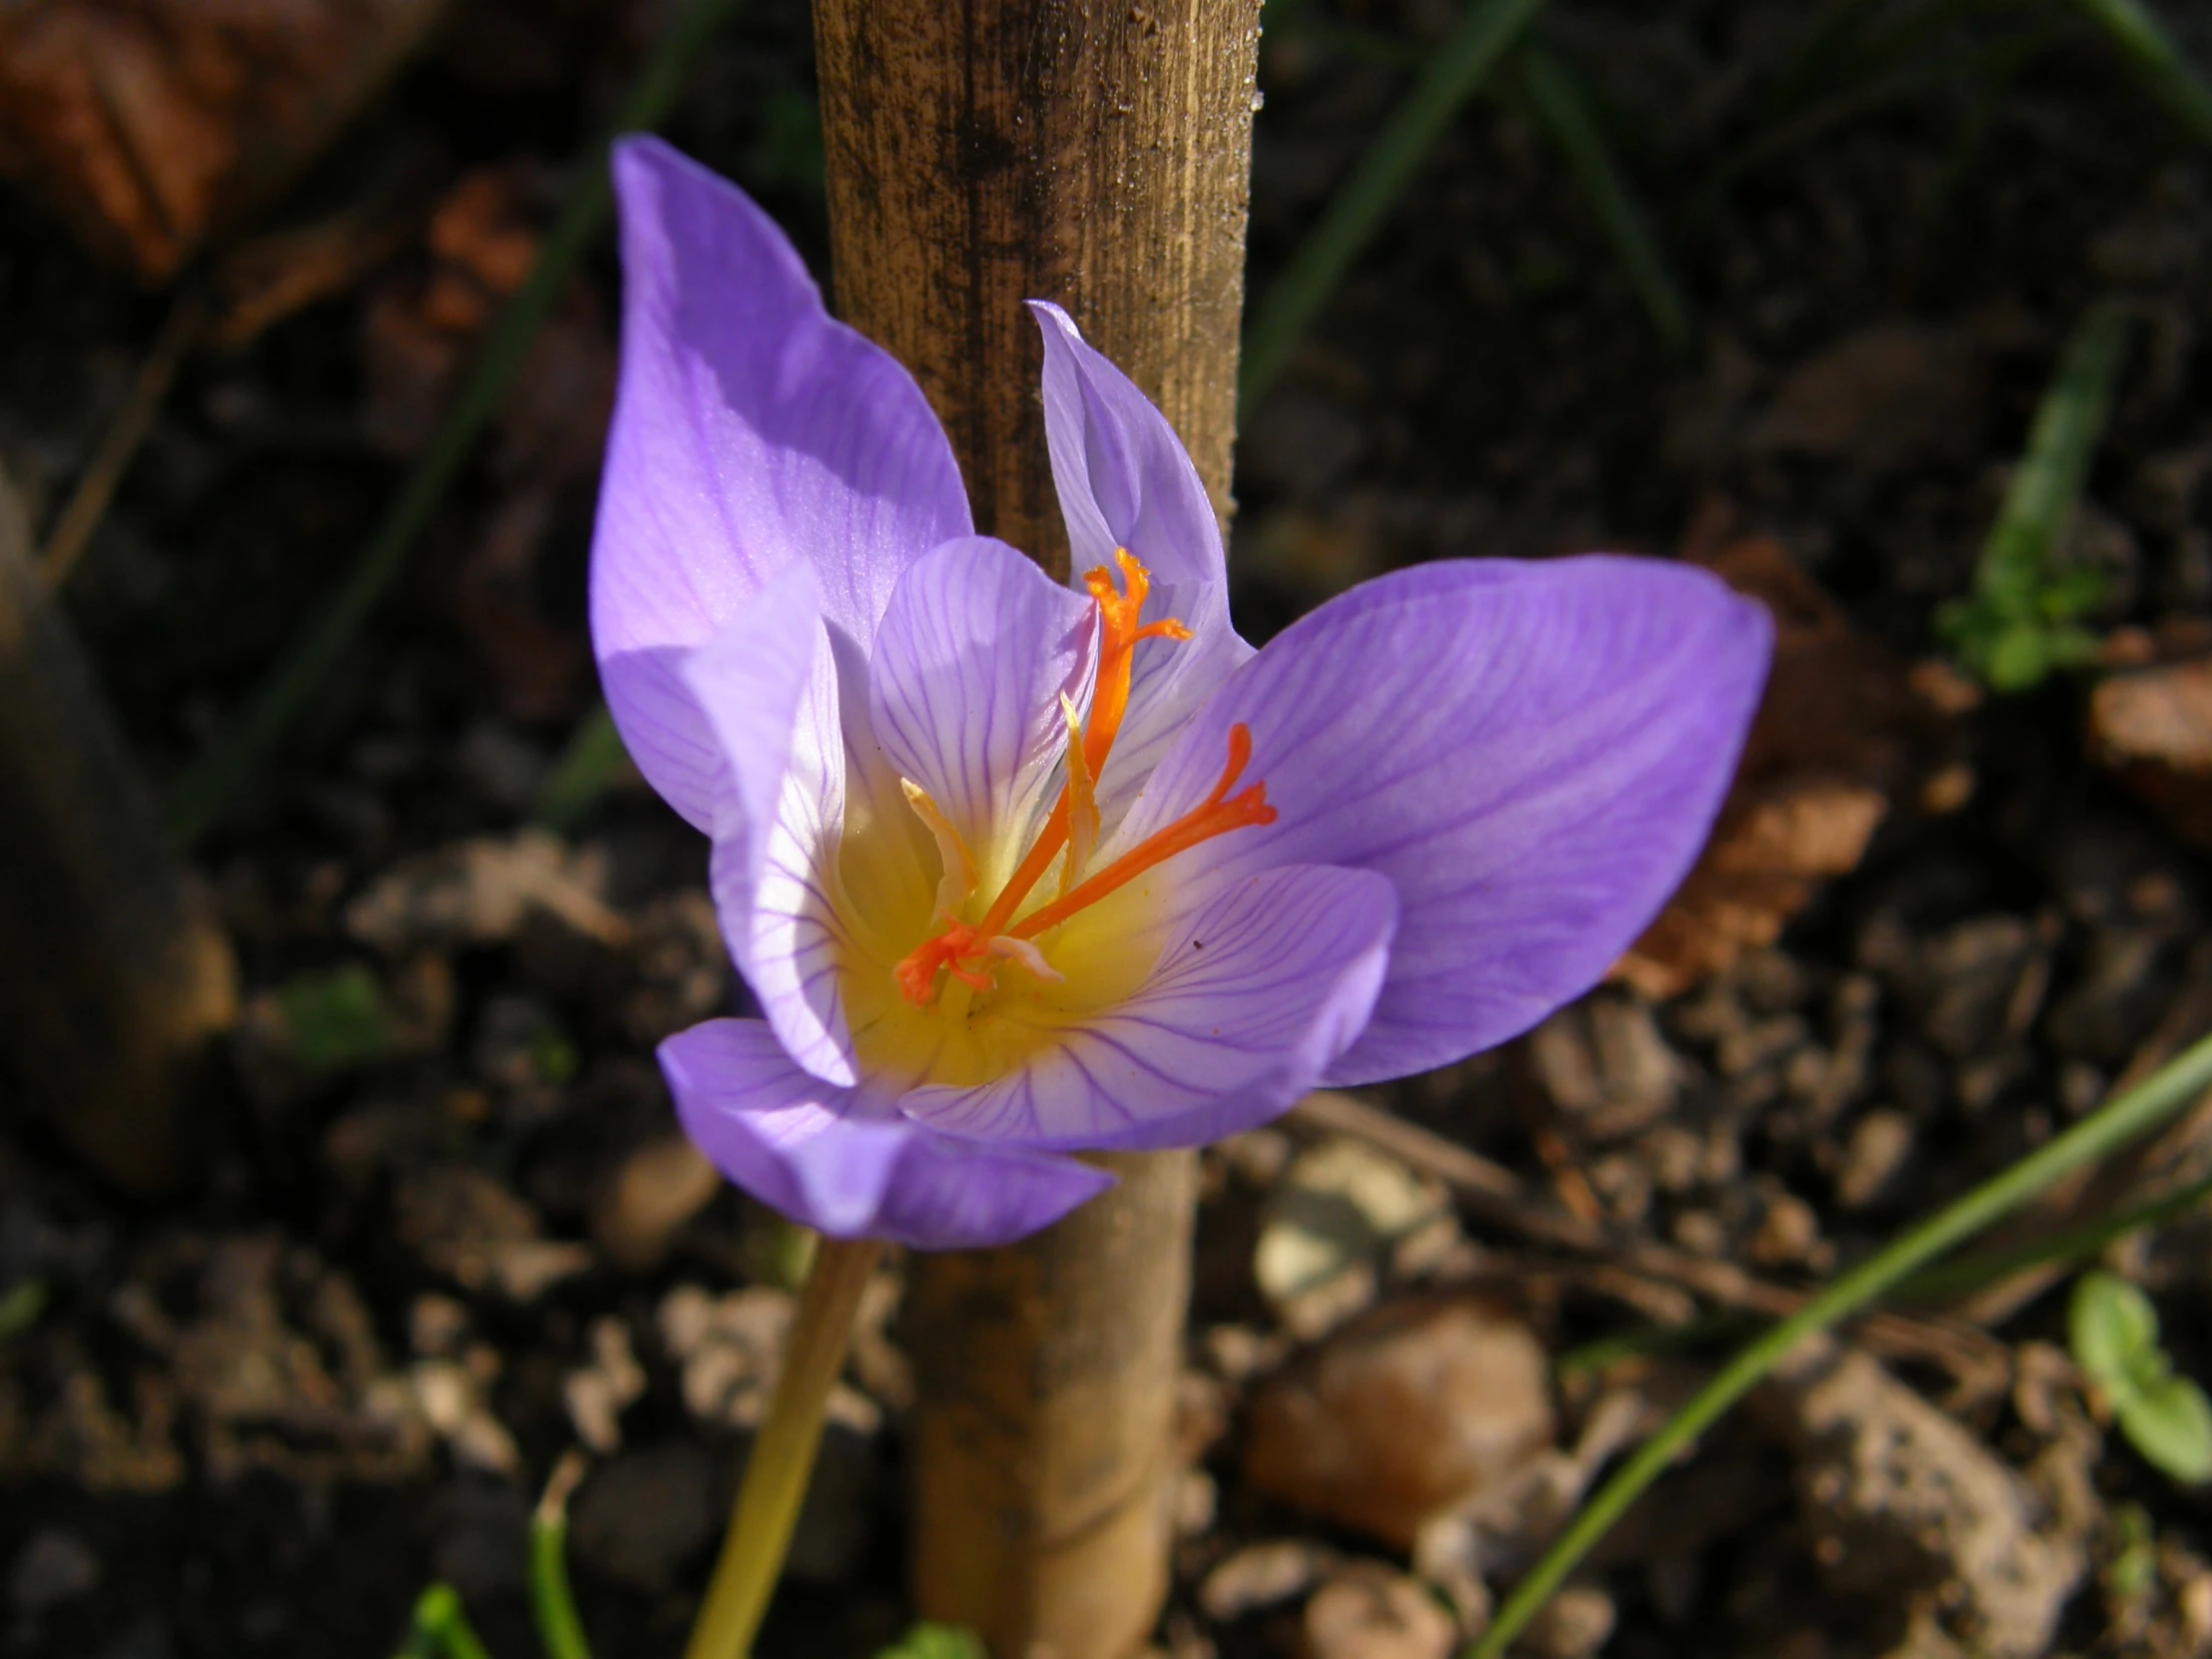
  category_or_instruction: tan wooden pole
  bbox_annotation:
[0,470,236,1190]
[813,4,1261,1653]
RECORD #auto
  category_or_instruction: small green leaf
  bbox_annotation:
[1982,622,2054,694]
[872,1625,987,1659]
[276,963,394,1075]
[2117,1374,2212,1485]
[0,1279,48,1343]
[2071,1270,2161,1395]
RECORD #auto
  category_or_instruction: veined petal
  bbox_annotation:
[1120,557,1771,1083]
[1030,301,1252,822]
[898,864,1396,1150]
[592,138,970,830]
[661,1019,1112,1248]
[868,537,1098,880]
[682,568,856,1086]
[1031,300,1224,596]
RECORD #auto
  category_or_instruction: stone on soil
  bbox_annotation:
[1758,1345,2084,1659]
[1245,1297,1554,1548]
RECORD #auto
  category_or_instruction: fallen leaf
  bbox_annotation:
[1744,322,1985,472]
[0,0,447,278]
[1616,525,1931,998]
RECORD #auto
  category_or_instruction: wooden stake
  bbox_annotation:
[813,5,1260,1652]
[0,469,236,1189]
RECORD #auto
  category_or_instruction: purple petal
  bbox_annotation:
[680,568,857,1086]
[873,1132,1117,1251]
[661,1019,1111,1248]
[897,863,1396,1150]
[1119,557,1772,1084]
[1031,300,1224,596]
[592,138,970,830]
[868,537,1097,871]
[1029,302,1252,820]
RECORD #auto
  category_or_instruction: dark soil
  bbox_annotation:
[7,2,2212,1657]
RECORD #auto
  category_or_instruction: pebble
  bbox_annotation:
[1522,1584,1615,1659]
[562,1316,646,1454]
[591,1134,722,1270]
[1836,1110,1914,1211]
[1198,1539,1328,1622]
[1758,1345,2083,1659]
[1301,1564,1456,1659]
[1255,1136,1454,1339]
[1245,1297,1554,1547]
[8,1528,100,1614]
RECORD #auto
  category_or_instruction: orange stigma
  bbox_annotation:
[891,550,1262,1007]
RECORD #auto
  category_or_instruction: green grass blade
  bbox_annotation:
[2070,0,2212,147]
[533,704,628,832]
[166,0,745,848]
[1517,42,1691,352]
[399,1585,493,1659]
[1239,0,1552,413]
[1468,1027,2212,1659]
[531,1454,593,1659]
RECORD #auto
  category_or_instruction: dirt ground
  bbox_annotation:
[6,2,2212,1656]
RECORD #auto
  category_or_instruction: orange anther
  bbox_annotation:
[891,549,1247,1007]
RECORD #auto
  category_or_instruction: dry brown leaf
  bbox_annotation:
[0,0,447,279]
[1616,525,1929,999]
[1744,321,1985,472]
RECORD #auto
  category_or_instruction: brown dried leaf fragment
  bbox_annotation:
[1617,529,1932,999]
[0,0,447,279]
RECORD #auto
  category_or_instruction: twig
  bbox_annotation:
[1466,1027,2212,1659]
[1238,0,1552,412]
[38,289,209,589]
[1288,1091,2003,1382]
[165,0,747,847]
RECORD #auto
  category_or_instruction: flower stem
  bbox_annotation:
[1468,1027,2212,1659]
[684,1235,885,1659]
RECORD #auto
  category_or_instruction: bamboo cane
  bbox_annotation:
[813,5,1261,1652]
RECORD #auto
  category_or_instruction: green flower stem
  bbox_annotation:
[165,0,745,848]
[685,1235,886,1659]
[531,1452,593,1659]
[1470,1027,2212,1659]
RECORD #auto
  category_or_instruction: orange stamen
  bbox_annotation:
[893,549,1237,1008]
[1008,724,1274,942]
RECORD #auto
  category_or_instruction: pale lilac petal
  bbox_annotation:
[1029,301,1252,821]
[1119,557,1772,1084]
[592,138,969,829]
[681,570,857,1086]
[867,536,1097,870]
[661,1019,1110,1247]
[898,864,1396,1150]
[873,1133,1117,1251]
[1031,300,1223,594]
[662,1019,907,1235]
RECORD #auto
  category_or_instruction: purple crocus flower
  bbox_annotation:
[589,138,1772,1250]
